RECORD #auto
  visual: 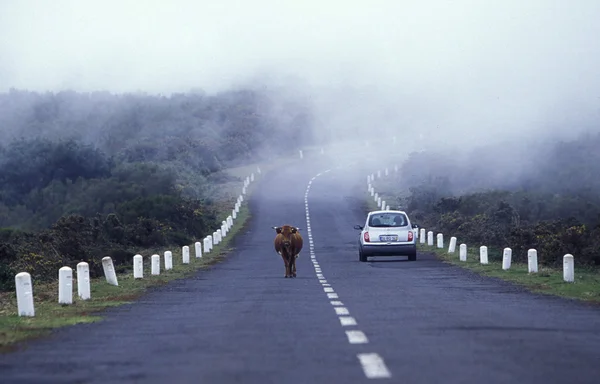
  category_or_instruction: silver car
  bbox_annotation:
[354,210,418,262]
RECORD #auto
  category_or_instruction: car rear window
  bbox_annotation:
[369,212,409,227]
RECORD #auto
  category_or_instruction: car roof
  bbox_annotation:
[368,210,408,216]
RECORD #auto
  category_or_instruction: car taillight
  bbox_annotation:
[408,231,413,241]
[364,232,370,242]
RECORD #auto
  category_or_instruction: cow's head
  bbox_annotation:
[272,225,300,251]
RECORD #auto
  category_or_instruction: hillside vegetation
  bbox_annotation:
[0,88,314,291]
[390,132,600,267]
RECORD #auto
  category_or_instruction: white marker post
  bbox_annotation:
[420,228,426,244]
[448,237,457,253]
[480,246,488,264]
[58,266,73,305]
[151,254,160,275]
[563,254,574,282]
[102,256,118,286]
[204,237,211,254]
[182,246,190,264]
[427,231,433,246]
[221,222,227,238]
[77,262,91,300]
[133,254,143,279]
[164,250,173,270]
[459,244,467,261]
[436,233,444,249]
[15,272,35,317]
[528,249,538,273]
[502,248,512,270]
[195,241,202,258]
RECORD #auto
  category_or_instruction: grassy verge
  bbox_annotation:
[0,163,264,351]
[418,242,600,305]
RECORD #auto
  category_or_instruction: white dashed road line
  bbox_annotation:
[334,307,350,316]
[358,353,393,379]
[339,316,358,326]
[304,169,392,380]
[346,330,369,344]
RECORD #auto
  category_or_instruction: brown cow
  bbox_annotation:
[272,224,303,278]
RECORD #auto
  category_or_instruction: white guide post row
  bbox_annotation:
[368,163,578,284]
[13,165,264,317]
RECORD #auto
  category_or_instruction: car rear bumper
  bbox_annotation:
[360,243,416,257]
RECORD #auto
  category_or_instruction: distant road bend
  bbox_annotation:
[1,155,600,384]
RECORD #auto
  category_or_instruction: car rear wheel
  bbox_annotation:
[407,252,417,261]
[359,249,367,262]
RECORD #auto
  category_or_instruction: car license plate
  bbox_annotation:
[379,235,398,242]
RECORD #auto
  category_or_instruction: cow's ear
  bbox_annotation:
[291,227,297,233]
[272,226,282,233]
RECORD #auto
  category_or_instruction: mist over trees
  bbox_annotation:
[0,88,313,167]
[396,131,600,267]
[0,87,314,290]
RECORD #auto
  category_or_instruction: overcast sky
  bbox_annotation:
[1,0,599,144]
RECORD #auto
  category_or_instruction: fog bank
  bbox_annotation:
[2,0,599,157]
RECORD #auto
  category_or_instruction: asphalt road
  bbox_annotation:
[1,156,600,384]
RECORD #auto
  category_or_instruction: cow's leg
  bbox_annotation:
[282,254,290,278]
[291,255,297,277]
[288,255,294,278]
